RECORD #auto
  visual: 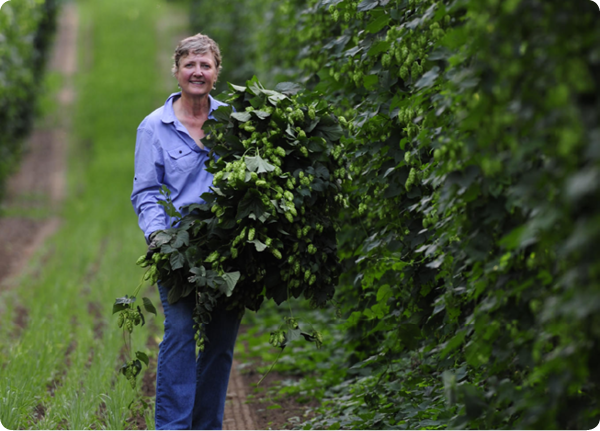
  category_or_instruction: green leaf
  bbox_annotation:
[135,351,149,367]
[440,330,466,356]
[287,327,302,342]
[157,185,183,218]
[357,0,379,12]
[173,230,189,248]
[274,82,304,95]
[142,297,157,315]
[228,83,246,93]
[428,47,452,61]
[167,284,183,304]
[152,230,173,247]
[415,66,440,89]
[258,87,289,105]
[316,123,343,142]
[376,284,392,302]
[245,155,276,174]
[236,189,268,220]
[113,295,135,314]
[170,251,185,270]
[248,239,268,252]
[499,225,537,250]
[231,111,252,122]
[363,74,379,90]
[367,40,391,57]
[300,332,315,342]
[246,76,264,95]
[211,105,232,123]
[220,271,241,297]
[366,14,390,33]
[443,26,469,50]
[190,266,206,276]
[285,123,296,139]
[132,359,142,375]
[566,167,599,201]
[252,110,271,120]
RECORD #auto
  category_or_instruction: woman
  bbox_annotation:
[130,33,241,430]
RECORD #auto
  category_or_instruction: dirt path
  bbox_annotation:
[224,359,259,430]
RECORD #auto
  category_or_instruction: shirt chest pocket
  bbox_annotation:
[166,146,200,172]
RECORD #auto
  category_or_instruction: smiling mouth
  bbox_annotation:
[190,81,205,85]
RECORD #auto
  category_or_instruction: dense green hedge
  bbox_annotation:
[187,0,600,428]
[0,0,58,202]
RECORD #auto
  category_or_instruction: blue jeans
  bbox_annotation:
[155,283,242,430]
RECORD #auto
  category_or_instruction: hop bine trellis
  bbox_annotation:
[113,78,350,388]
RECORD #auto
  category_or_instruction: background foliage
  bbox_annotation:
[180,0,600,428]
[0,0,58,202]
[1,0,598,428]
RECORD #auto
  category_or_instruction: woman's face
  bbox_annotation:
[175,51,218,98]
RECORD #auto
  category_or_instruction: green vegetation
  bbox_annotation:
[0,0,186,428]
[2,0,599,429]
[187,0,600,429]
[0,0,58,202]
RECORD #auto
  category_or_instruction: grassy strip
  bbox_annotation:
[0,0,187,428]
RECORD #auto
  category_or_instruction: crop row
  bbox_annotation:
[186,0,600,429]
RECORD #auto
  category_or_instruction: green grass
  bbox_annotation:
[0,0,188,428]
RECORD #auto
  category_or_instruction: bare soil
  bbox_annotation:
[237,355,320,430]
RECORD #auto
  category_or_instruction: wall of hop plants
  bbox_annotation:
[0,0,58,202]
[186,0,600,428]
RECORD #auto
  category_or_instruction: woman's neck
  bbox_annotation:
[175,92,210,119]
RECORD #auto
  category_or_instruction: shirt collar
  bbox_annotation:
[160,92,221,124]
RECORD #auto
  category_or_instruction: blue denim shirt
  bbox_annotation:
[131,92,228,241]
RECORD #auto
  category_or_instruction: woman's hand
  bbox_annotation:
[145,230,161,260]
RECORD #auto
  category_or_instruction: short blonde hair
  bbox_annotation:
[171,33,222,78]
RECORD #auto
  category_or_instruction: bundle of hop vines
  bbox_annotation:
[119,79,349,357]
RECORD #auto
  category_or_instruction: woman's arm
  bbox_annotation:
[131,127,168,242]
